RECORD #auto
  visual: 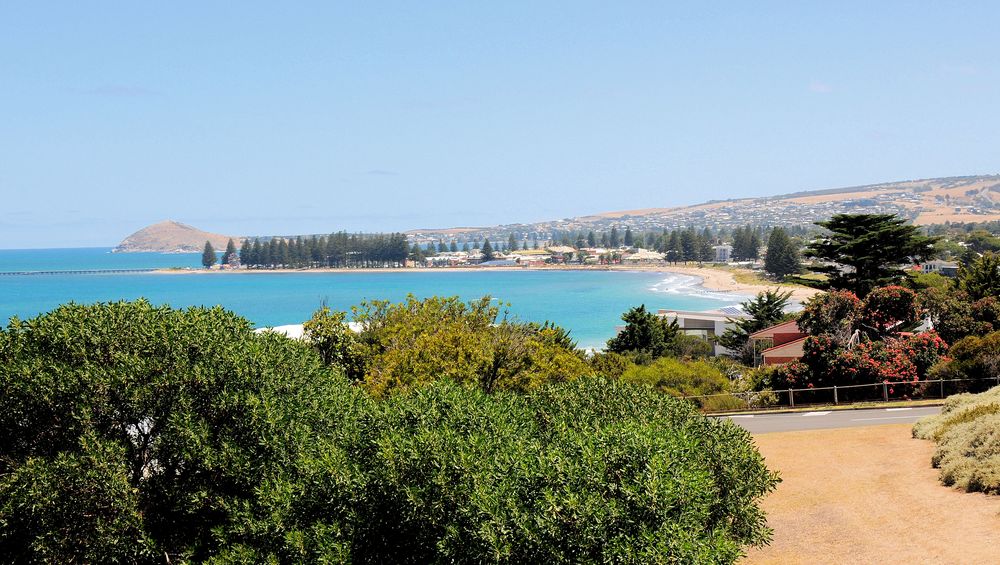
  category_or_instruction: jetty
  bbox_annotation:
[0,268,157,276]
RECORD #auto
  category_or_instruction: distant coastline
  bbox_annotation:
[154,263,821,303]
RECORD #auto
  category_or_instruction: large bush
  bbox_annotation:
[621,357,745,411]
[0,300,370,562]
[914,386,1000,494]
[308,295,592,395]
[0,301,779,563]
[928,331,1000,393]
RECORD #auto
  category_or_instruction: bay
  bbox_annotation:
[0,248,744,349]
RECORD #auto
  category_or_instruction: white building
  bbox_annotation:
[713,244,733,263]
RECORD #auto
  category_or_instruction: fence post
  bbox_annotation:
[883,382,888,402]
[833,385,838,405]
[788,389,794,407]
[940,379,944,399]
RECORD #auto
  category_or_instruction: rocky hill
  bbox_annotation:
[114,220,239,253]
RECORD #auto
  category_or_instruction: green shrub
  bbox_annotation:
[0,300,370,562]
[620,357,747,410]
[347,295,593,395]
[927,331,1000,393]
[914,386,1000,494]
[588,351,635,378]
[0,300,779,562]
[357,378,777,563]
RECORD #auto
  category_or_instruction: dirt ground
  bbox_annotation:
[743,424,1000,564]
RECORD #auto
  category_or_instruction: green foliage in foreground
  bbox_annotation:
[305,295,592,396]
[913,386,1000,494]
[621,357,745,411]
[0,300,779,563]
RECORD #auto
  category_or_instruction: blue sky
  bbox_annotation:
[2,2,998,247]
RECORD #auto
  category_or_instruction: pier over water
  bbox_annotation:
[0,268,158,276]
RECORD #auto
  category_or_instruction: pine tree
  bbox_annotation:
[680,228,698,263]
[219,238,237,266]
[610,227,620,248]
[449,240,458,253]
[667,231,682,263]
[238,239,251,267]
[201,241,217,268]
[508,233,517,251]
[462,242,470,252]
[763,227,802,279]
[482,238,495,261]
[587,231,596,247]
[805,213,939,294]
[624,227,634,248]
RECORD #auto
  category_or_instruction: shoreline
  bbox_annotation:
[155,263,820,303]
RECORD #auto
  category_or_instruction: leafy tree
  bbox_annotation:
[621,357,743,411]
[303,306,365,379]
[0,301,364,561]
[957,251,1000,300]
[201,241,217,268]
[481,238,494,261]
[923,289,1000,344]
[347,296,590,395]
[763,228,801,278]
[606,305,682,359]
[797,290,863,342]
[718,290,794,364]
[805,213,939,295]
[362,378,779,563]
[858,285,921,339]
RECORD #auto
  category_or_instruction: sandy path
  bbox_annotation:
[743,424,1000,564]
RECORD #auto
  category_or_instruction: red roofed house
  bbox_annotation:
[749,320,808,366]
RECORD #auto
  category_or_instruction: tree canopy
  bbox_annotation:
[0,300,779,563]
[804,213,938,295]
[718,289,793,364]
[606,305,683,359]
[200,240,216,268]
[763,228,801,279]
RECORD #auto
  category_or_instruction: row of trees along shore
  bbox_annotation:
[220,223,791,270]
[238,233,410,269]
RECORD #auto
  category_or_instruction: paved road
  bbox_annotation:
[719,406,941,434]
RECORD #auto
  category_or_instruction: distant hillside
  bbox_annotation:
[114,221,238,253]
[407,175,1000,240]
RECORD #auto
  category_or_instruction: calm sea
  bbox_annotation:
[0,248,744,349]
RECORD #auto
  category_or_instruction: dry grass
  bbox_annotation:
[743,424,1000,564]
[913,387,1000,493]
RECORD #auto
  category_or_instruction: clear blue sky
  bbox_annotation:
[2,2,998,248]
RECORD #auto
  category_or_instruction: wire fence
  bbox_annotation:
[685,376,1000,412]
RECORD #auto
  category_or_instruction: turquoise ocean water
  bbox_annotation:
[0,248,745,349]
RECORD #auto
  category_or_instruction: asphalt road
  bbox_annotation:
[719,406,942,434]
